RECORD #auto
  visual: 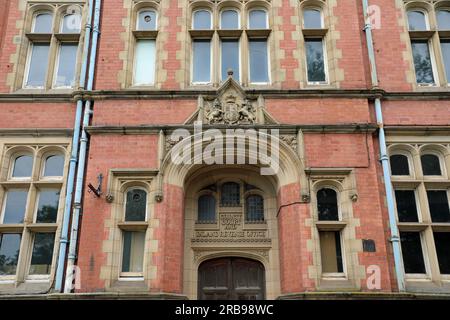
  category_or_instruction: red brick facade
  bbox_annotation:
[0,0,449,299]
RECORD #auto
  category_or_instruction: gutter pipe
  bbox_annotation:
[362,0,405,291]
[54,0,95,292]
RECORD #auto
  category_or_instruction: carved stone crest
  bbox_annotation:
[205,95,256,125]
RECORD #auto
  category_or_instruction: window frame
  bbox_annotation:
[31,11,54,34]
[136,8,158,31]
[119,230,146,279]
[191,38,213,85]
[26,232,57,281]
[132,38,157,86]
[9,153,34,181]
[192,8,213,30]
[319,229,347,279]
[220,8,240,30]
[389,152,413,178]
[316,186,342,221]
[247,8,269,29]
[60,12,82,33]
[33,188,62,224]
[407,9,430,31]
[302,7,324,29]
[23,42,51,89]
[220,37,242,83]
[393,188,423,223]
[52,41,79,89]
[244,192,265,222]
[400,231,431,279]
[123,187,148,222]
[248,37,271,85]
[40,153,65,180]
[304,37,329,85]
[420,151,446,178]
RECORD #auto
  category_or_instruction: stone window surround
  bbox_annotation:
[123,1,161,88]
[403,0,450,89]
[306,168,363,291]
[12,1,87,93]
[0,137,70,291]
[186,0,275,88]
[101,169,159,290]
[388,141,450,292]
[299,0,333,86]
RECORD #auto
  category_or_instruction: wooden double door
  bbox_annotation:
[198,257,265,300]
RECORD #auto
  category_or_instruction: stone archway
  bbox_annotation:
[182,166,280,299]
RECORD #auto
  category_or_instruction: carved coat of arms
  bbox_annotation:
[205,95,256,125]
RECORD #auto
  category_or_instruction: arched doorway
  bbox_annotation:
[198,257,265,300]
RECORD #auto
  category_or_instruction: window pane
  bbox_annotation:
[442,40,450,83]
[395,190,419,222]
[55,43,78,87]
[411,40,435,84]
[33,13,53,33]
[26,43,50,87]
[317,188,339,221]
[125,189,147,221]
[36,189,60,223]
[319,231,343,273]
[303,9,322,29]
[193,40,211,83]
[306,39,326,82]
[400,232,426,274]
[134,40,156,85]
[437,10,450,30]
[433,232,450,274]
[249,10,267,29]
[249,39,269,83]
[137,10,157,30]
[221,182,240,206]
[2,190,28,224]
[61,13,81,33]
[121,231,145,273]
[421,154,441,175]
[198,195,216,222]
[246,195,264,222]
[12,155,33,178]
[390,154,410,175]
[193,10,211,29]
[427,190,450,222]
[221,40,240,81]
[43,155,65,177]
[0,234,21,276]
[221,10,239,29]
[29,233,55,275]
[407,11,427,31]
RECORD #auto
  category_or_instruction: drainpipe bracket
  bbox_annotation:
[390,235,401,243]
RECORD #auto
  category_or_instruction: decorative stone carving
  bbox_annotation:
[165,135,183,152]
[205,95,256,125]
[279,135,298,152]
[191,212,271,244]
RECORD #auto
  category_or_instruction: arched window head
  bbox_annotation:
[43,154,65,177]
[137,9,157,31]
[193,10,212,30]
[407,10,427,31]
[248,9,268,29]
[421,154,442,176]
[125,189,147,221]
[246,195,264,222]
[33,12,53,33]
[317,188,339,221]
[390,154,410,176]
[221,9,239,29]
[303,8,322,29]
[12,154,33,178]
[198,195,216,222]
[437,9,450,30]
[61,12,81,33]
[221,182,240,206]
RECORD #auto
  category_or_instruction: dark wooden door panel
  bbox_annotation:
[198,257,265,300]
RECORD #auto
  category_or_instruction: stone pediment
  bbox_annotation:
[184,76,278,125]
